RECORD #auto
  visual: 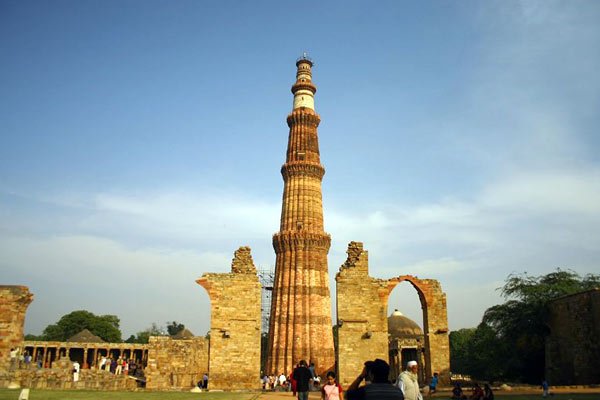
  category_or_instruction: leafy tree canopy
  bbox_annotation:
[125,322,167,344]
[450,269,600,383]
[42,310,122,342]
[166,321,185,336]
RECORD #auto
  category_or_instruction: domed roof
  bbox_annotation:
[388,310,423,338]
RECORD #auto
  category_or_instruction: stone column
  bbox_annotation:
[0,286,33,372]
[197,247,261,390]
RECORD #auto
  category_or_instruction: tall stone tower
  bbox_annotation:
[267,54,335,375]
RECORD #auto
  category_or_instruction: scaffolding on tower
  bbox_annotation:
[258,266,274,334]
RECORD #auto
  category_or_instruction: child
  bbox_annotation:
[321,371,343,400]
[428,372,439,395]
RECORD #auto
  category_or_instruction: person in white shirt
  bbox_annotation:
[397,360,423,400]
[73,361,80,382]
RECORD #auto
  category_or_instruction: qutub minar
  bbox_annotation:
[266,54,336,374]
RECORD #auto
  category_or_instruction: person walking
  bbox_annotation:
[542,380,549,398]
[292,360,313,400]
[428,373,438,396]
[321,371,343,400]
[397,361,422,400]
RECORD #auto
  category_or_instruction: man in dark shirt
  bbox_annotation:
[292,360,313,400]
[345,358,404,400]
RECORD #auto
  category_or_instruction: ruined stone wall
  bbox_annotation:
[546,288,600,385]
[145,336,209,390]
[388,277,450,384]
[197,247,261,390]
[0,368,137,390]
[0,286,33,372]
[335,242,450,386]
[336,242,392,387]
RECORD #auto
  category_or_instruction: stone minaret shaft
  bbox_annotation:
[267,55,335,375]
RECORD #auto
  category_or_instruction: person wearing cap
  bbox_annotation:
[345,358,404,399]
[397,361,423,400]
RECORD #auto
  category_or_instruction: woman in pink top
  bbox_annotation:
[321,371,343,400]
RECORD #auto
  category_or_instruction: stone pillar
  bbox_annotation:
[267,55,335,375]
[197,247,261,390]
[335,242,393,387]
[0,286,33,372]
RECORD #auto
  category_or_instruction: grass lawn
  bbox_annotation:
[0,390,598,400]
[0,389,258,400]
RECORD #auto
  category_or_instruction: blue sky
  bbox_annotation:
[1,0,599,338]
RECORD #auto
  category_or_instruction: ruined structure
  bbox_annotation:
[336,242,450,387]
[145,336,208,389]
[388,310,426,383]
[546,288,600,385]
[197,247,261,390]
[0,286,33,372]
[267,54,335,375]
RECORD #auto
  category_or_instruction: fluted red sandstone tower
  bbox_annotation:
[266,55,335,375]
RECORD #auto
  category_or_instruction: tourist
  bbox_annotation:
[345,358,404,399]
[542,380,549,398]
[292,360,313,400]
[123,359,129,375]
[309,362,316,390]
[483,383,494,400]
[36,354,42,370]
[99,355,107,370]
[9,348,19,372]
[397,361,422,400]
[203,372,209,389]
[73,361,80,382]
[279,371,287,390]
[18,351,25,369]
[115,358,122,375]
[471,383,484,400]
[110,356,117,373]
[428,372,438,396]
[321,371,343,400]
[291,365,298,395]
[452,383,466,400]
[24,352,31,370]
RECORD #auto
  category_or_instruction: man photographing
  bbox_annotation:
[345,358,404,400]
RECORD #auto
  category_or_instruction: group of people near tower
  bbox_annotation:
[277,358,436,400]
[282,359,497,400]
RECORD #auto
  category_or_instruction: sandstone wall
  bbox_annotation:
[335,242,450,386]
[145,336,209,390]
[336,242,392,387]
[546,288,600,385]
[0,368,138,390]
[0,286,33,372]
[197,247,261,390]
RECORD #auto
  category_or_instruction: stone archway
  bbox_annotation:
[387,276,450,384]
[335,242,450,387]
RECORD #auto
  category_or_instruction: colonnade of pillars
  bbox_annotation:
[22,343,149,370]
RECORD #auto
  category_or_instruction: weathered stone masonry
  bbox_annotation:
[336,242,450,387]
[0,286,33,372]
[267,54,336,376]
[546,288,600,385]
[197,247,261,390]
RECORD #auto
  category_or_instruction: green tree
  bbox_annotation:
[166,321,185,336]
[125,323,166,344]
[482,269,600,383]
[449,328,475,374]
[41,310,122,342]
